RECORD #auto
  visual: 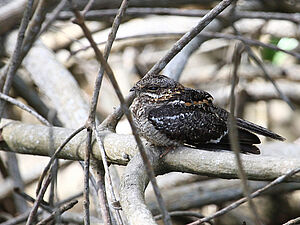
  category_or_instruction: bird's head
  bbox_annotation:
[130,75,184,100]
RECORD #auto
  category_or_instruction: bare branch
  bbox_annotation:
[82,0,129,131]
[163,147,300,182]
[14,188,53,213]
[0,92,50,126]
[0,0,34,117]
[90,161,112,225]
[0,209,42,225]
[0,0,35,36]
[188,168,300,225]
[89,0,129,223]
[283,217,300,225]
[69,3,172,224]
[12,74,62,126]
[94,125,124,224]
[70,0,129,224]
[59,8,300,24]
[71,31,300,60]
[40,0,68,35]
[144,0,234,78]
[21,0,59,60]
[82,0,95,16]
[232,25,295,110]
[5,34,90,128]
[83,128,92,225]
[120,150,161,225]
[229,43,261,224]
[154,211,206,221]
[36,200,78,225]
[26,173,52,225]
[1,119,300,183]
[147,179,300,214]
[36,126,85,195]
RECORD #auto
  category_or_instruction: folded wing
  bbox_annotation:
[148,102,263,154]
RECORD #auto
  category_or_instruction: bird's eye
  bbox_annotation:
[147,86,159,91]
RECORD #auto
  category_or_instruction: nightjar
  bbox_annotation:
[130,74,285,154]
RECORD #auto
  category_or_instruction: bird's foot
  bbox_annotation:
[159,146,175,158]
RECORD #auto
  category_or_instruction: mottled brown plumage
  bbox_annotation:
[130,75,285,154]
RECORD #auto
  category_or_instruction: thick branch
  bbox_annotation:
[146,179,300,215]
[163,147,300,182]
[120,151,161,225]
[0,119,300,182]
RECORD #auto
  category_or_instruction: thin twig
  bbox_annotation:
[94,125,123,224]
[21,0,58,60]
[81,0,129,224]
[55,192,83,207]
[232,25,295,110]
[187,168,300,225]
[283,216,300,225]
[69,4,172,224]
[88,0,129,127]
[154,211,206,220]
[83,128,92,225]
[36,126,86,195]
[0,92,50,126]
[249,46,294,109]
[59,8,300,23]
[0,0,59,101]
[82,0,95,16]
[144,0,234,78]
[0,0,59,97]
[0,0,34,118]
[229,42,262,225]
[26,173,52,225]
[12,74,62,126]
[14,187,53,213]
[94,124,125,224]
[15,187,83,222]
[36,200,78,225]
[99,0,234,130]
[47,111,59,225]
[88,0,130,222]
[1,209,43,225]
[202,31,300,60]
[90,161,112,225]
[101,93,135,130]
[39,0,68,35]
[58,7,209,20]
[234,10,300,23]
[71,31,300,60]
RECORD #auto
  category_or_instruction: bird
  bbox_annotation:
[130,74,285,154]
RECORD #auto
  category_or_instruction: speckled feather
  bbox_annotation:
[130,75,285,154]
[148,100,228,144]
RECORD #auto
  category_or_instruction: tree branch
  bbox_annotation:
[1,119,300,182]
[5,34,89,128]
[58,8,300,24]
[120,149,162,225]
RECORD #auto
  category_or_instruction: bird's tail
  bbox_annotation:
[236,118,285,141]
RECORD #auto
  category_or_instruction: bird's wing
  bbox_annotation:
[148,102,228,145]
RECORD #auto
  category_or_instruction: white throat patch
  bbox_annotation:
[144,92,164,98]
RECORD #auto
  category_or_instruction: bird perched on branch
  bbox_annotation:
[130,74,285,154]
